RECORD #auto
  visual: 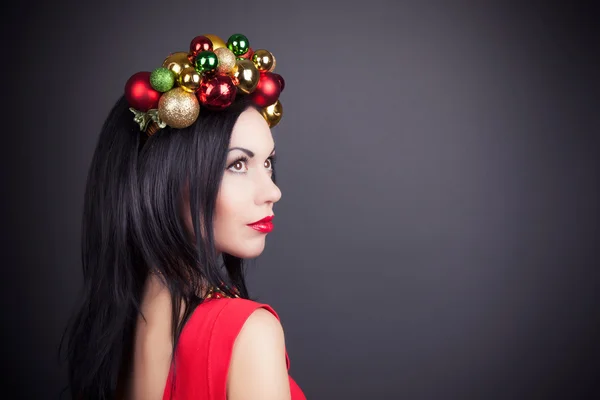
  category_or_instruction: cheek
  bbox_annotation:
[214,177,248,237]
[213,176,268,258]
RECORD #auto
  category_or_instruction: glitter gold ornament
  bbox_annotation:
[158,87,200,128]
[178,66,201,92]
[214,47,237,75]
[162,52,193,78]
[252,49,276,72]
[232,59,259,94]
[260,99,283,128]
[204,34,227,50]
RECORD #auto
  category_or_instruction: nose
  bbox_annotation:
[255,170,282,205]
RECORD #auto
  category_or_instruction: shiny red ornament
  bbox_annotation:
[189,35,213,58]
[124,71,160,112]
[197,74,237,110]
[272,73,285,92]
[237,47,254,60]
[249,72,281,107]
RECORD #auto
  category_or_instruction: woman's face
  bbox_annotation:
[213,107,282,258]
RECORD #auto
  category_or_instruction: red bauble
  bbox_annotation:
[237,47,254,60]
[272,73,285,92]
[197,74,237,110]
[189,35,213,58]
[249,72,281,107]
[124,71,160,111]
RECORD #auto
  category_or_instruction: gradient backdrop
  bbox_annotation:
[2,1,599,399]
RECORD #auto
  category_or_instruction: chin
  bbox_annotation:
[219,238,266,259]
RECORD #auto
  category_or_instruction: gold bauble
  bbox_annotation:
[232,59,259,94]
[204,34,227,50]
[214,47,237,75]
[178,66,201,92]
[162,51,192,78]
[252,49,276,72]
[158,87,200,129]
[260,100,283,128]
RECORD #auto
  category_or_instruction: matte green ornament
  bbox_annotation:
[227,33,250,56]
[195,50,219,73]
[150,67,175,92]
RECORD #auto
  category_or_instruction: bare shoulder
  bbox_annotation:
[240,307,285,340]
[227,307,291,400]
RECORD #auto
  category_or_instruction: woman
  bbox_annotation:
[61,33,305,399]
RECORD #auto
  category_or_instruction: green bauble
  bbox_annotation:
[227,33,250,56]
[195,50,219,73]
[150,67,175,92]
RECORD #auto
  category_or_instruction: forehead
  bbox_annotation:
[229,108,274,149]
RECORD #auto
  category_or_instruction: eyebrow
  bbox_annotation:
[227,145,276,157]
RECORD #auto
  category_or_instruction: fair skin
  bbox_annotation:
[203,106,282,259]
[127,108,289,400]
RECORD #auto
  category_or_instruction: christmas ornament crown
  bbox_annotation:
[124,33,285,136]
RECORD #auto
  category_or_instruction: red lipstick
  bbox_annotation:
[247,215,274,233]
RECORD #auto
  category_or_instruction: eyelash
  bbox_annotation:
[227,155,277,174]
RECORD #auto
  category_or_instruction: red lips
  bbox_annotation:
[247,215,274,233]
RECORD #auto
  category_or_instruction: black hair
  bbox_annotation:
[59,93,261,399]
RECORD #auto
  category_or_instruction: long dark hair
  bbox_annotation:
[60,93,259,399]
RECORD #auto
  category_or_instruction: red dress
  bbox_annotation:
[162,297,306,399]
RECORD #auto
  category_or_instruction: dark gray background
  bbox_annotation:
[2,1,598,399]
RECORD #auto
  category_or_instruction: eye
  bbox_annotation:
[227,156,248,173]
[265,155,276,171]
